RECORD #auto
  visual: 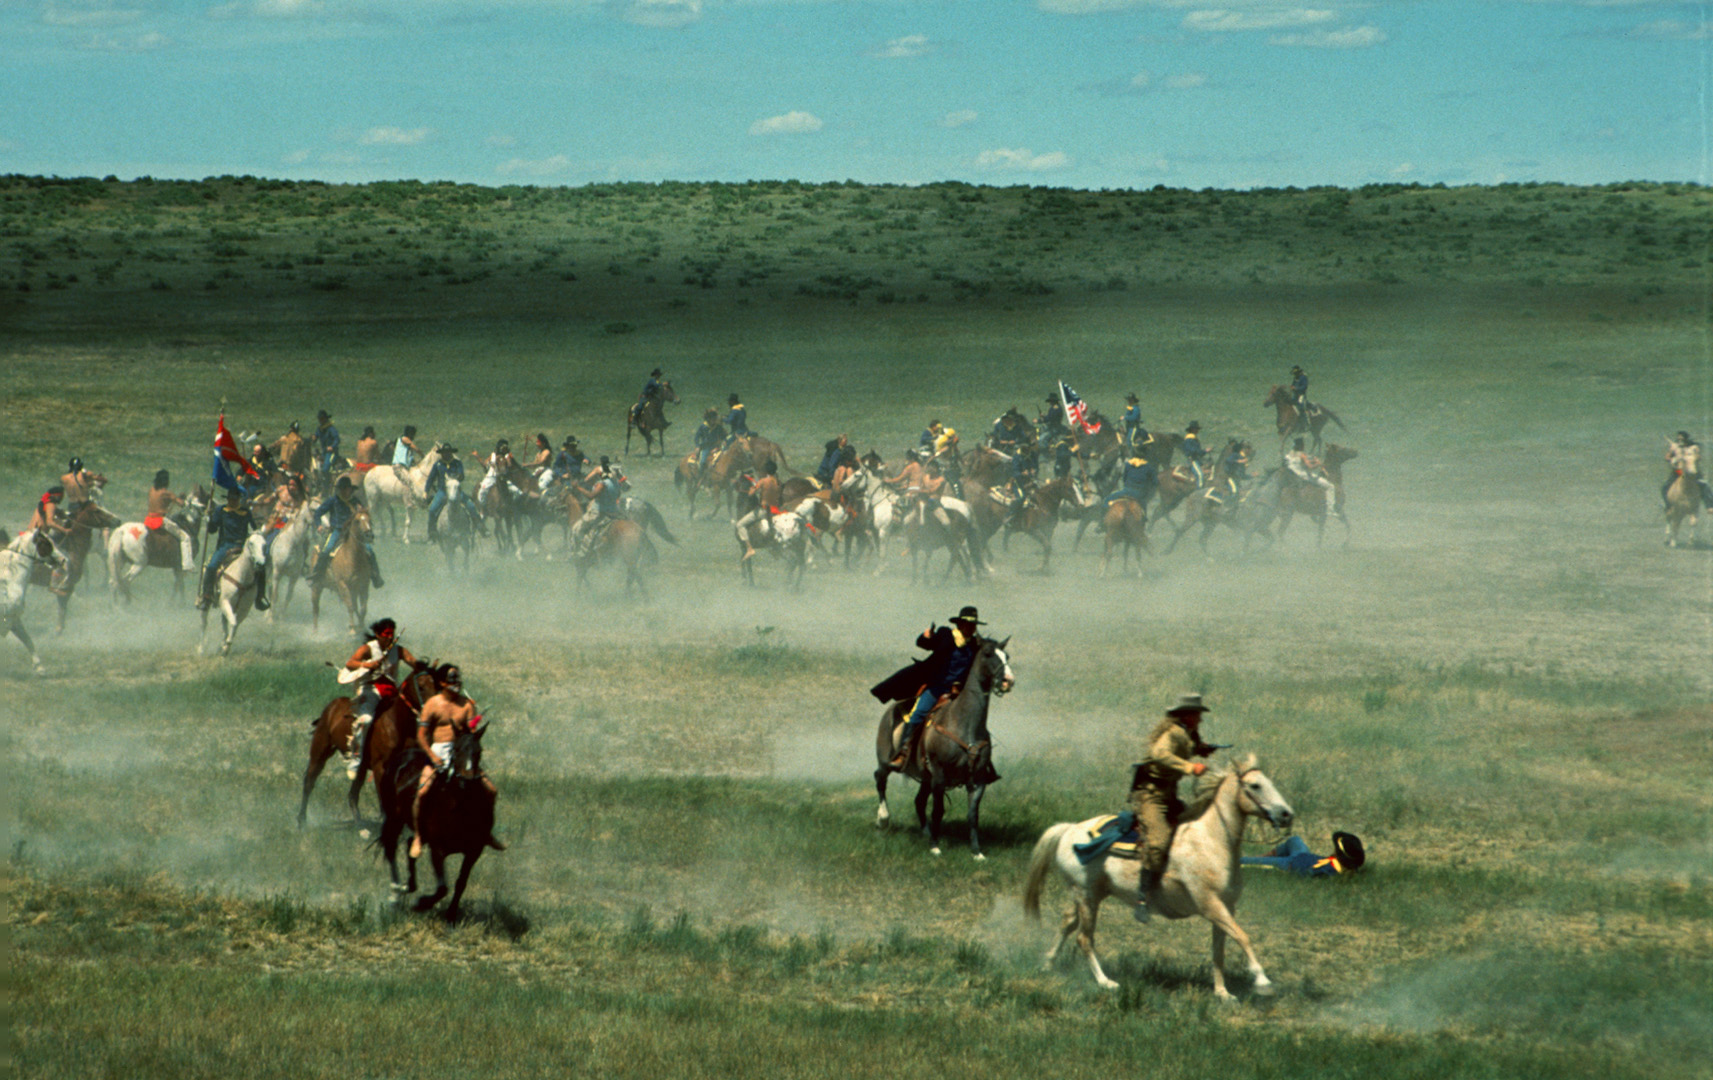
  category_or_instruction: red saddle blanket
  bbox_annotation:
[144,514,165,530]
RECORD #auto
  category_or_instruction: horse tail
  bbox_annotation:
[645,504,678,546]
[1022,822,1074,922]
[1323,406,1347,431]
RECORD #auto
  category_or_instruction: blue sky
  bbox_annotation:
[2,0,1707,189]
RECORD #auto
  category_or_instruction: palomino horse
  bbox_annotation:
[625,380,680,456]
[297,661,435,828]
[1264,385,1346,453]
[197,531,267,657]
[30,499,122,633]
[377,721,501,920]
[575,517,647,595]
[1099,497,1151,578]
[106,486,209,604]
[1022,757,1294,998]
[874,636,1015,858]
[1266,444,1357,549]
[363,444,438,542]
[311,504,374,636]
[2,530,67,675]
[1665,442,1705,548]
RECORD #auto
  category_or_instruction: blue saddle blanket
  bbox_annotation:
[1073,810,1141,865]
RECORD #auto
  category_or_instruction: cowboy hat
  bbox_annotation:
[1167,692,1209,716]
[1332,832,1366,870]
[948,605,985,625]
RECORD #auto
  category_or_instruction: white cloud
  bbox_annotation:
[1184,8,1336,32]
[76,30,169,50]
[874,34,932,58]
[1037,0,1142,12]
[497,155,573,177]
[1271,25,1386,47]
[974,147,1072,172]
[359,126,431,146]
[43,5,143,27]
[486,135,517,147]
[1628,19,1712,40]
[611,0,702,29]
[1390,162,1415,177]
[749,111,823,136]
[942,109,979,128]
[209,0,325,17]
[283,150,312,165]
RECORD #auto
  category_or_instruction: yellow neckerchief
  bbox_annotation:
[1312,855,1344,873]
[951,626,969,647]
[1127,457,1147,467]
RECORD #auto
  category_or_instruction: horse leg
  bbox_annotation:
[966,784,986,860]
[414,849,451,912]
[1046,901,1080,970]
[10,621,46,675]
[1199,895,1272,999]
[927,784,947,857]
[445,851,481,923]
[912,782,930,839]
[873,766,892,827]
[1075,895,1120,990]
[298,726,331,828]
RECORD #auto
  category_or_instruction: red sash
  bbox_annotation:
[353,462,378,473]
[375,678,398,698]
[144,514,165,531]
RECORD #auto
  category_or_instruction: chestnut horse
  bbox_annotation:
[1267,444,1358,548]
[1264,385,1345,453]
[1099,497,1151,577]
[297,661,435,827]
[575,517,647,595]
[1665,442,1705,548]
[311,504,374,636]
[625,380,680,456]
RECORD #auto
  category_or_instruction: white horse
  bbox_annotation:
[106,488,209,604]
[263,501,315,618]
[1022,757,1294,1000]
[840,465,903,573]
[2,530,68,675]
[363,444,439,543]
[197,531,267,657]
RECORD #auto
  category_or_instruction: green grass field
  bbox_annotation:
[6,176,1711,1079]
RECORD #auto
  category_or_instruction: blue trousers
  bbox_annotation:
[902,687,946,746]
[428,490,481,530]
[1240,836,1324,875]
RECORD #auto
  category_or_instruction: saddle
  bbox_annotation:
[887,692,953,766]
[1074,813,1143,863]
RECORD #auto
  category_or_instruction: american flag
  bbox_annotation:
[1058,382,1101,435]
[211,413,259,492]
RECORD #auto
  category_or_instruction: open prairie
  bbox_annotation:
[6,177,1711,1080]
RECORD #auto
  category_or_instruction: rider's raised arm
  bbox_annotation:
[344,643,373,672]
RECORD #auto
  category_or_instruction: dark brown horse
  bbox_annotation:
[377,721,500,920]
[873,636,1015,858]
[625,380,680,456]
[1264,385,1346,453]
[1001,475,1091,573]
[30,499,121,633]
[1099,497,1152,577]
[297,662,435,828]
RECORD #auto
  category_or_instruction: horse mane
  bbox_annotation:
[1181,753,1259,820]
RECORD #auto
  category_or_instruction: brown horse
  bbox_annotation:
[1665,442,1705,549]
[297,662,435,827]
[1269,444,1357,548]
[575,517,647,595]
[1001,475,1091,573]
[873,636,1015,858]
[963,446,1014,489]
[30,499,122,633]
[376,720,500,920]
[625,380,680,456]
[1099,497,1151,577]
[311,504,374,636]
[1163,442,1269,555]
[1264,385,1346,453]
[678,440,753,520]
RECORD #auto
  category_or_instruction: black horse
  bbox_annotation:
[872,636,1016,858]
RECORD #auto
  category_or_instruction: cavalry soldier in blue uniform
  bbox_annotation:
[308,475,382,590]
[197,487,268,611]
[313,410,341,485]
[816,434,849,486]
[693,410,725,475]
[1181,421,1209,485]
[723,392,750,447]
[1105,451,1158,510]
[879,606,986,769]
[990,408,1027,454]
[426,444,485,541]
[633,368,666,424]
[920,420,943,450]
[1289,365,1311,423]
[1121,393,1144,446]
[1039,394,1068,441]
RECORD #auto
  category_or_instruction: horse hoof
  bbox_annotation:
[929,846,943,857]
[358,828,372,840]
[1251,980,1277,998]
[1097,977,1120,991]
[972,852,986,862]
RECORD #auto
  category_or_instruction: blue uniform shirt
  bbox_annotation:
[1291,373,1309,399]
[312,493,358,531]
[1182,433,1206,462]
[315,424,340,453]
[695,423,723,450]
[206,504,255,549]
[1122,404,1141,429]
[725,404,749,435]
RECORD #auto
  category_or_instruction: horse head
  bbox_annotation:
[19,528,69,572]
[351,504,375,544]
[1264,385,1288,408]
[660,380,680,405]
[979,636,1015,697]
[74,501,123,531]
[450,719,487,778]
[1231,756,1293,830]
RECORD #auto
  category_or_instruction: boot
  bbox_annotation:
[370,565,384,590]
[253,566,271,611]
[1134,868,1162,922]
[195,565,216,610]
[345,717,371,780]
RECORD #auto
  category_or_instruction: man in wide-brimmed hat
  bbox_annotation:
[1128,693,1221,921]
[874,606,986,769]
[312,409,341,485]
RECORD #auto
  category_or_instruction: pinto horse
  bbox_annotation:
[377,720,501,920]
[1265,385,1346,453]
[2,530,67,675]
[107,486,209,604]
[1023,757,1293,998]
[874,636,1015,858]
[297,661,435,828]
[625,380,680,456]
